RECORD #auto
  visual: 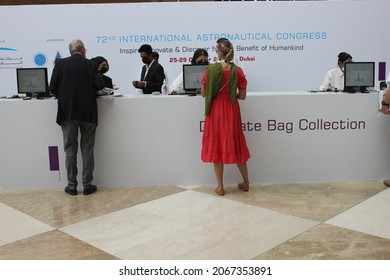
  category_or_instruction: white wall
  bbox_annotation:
[0,1,389,95]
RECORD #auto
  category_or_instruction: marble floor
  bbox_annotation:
[1,181,390,260]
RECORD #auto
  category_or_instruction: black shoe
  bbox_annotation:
[83,185,97,195]
[65,186,78,195]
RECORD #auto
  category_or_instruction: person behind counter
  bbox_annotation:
[132,44,165,94]
[91,56,119,95]
[169,48,209,95]
[319,52,352,92]
[91,56,118,90]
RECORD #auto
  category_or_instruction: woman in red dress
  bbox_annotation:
[201,38,250,196]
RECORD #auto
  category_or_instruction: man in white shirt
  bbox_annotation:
[319,52,352,92]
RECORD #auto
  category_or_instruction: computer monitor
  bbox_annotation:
[183,64,208,95]
[343,62,375,93]
[16,67,49,98]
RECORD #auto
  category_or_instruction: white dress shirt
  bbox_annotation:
[319,67,344,92]
[169,72,184,94]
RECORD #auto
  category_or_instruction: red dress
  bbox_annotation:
[201,67,250,164]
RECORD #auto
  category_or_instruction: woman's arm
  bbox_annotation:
[201,85,205,97]
[236,88,247,100]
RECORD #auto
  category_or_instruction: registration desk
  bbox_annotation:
[1,92,390,188]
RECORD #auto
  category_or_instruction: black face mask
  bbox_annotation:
[99,67,108,74]
[196,60,209,65]
[142,58,150,64]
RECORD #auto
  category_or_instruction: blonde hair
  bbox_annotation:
[216,38,234,62]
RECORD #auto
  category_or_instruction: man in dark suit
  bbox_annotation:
[50,39,104,196]
[132,44,165,94]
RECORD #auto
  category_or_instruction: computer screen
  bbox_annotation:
[344,62,375,93]
[183,64,208,93]
[16,67,49,97]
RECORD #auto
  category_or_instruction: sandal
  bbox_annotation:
[215,187,225,196]
[238,182,249,192]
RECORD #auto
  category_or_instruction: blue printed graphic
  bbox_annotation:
[34,53,47,66]
[0,47,17,51]
[354,73,364,83]
[53,51,62,64]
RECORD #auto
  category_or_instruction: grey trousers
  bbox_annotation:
[61,121,97,189]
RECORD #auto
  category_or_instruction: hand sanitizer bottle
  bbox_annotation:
[161,79,168,96]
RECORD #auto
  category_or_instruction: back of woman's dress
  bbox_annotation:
[201,67,250,164]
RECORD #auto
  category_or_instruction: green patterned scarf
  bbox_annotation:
[204,62,237,115]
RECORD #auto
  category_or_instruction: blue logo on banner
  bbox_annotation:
[34,53,47,66]
[0,47,17,51]
[53,51,62,64]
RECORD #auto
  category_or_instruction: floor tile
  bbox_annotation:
[326,188,390,239]
[0,230,118,260]
[0,186,185,228]
[194,182,387,222]
[255,224,390,260]
[0,182,389,260]
[114,191,318,259]
[176,185,203,190]
[0,203,53,247]
[134,190,246,226]
[60,207,187,255]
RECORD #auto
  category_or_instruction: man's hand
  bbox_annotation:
[132,81,145,89]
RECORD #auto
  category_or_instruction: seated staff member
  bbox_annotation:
[91,56,119,96]
[91,56,115,89]
[169,48,209,95]
[319,52,352,92]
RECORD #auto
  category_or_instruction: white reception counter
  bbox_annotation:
[1,92,390,188]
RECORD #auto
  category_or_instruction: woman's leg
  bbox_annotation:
[213,163,224,195]
[237,162,249,191]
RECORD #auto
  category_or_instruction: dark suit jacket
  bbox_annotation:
[102,74,113,89]
[50,54,104,125]
[140,61,165,94]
